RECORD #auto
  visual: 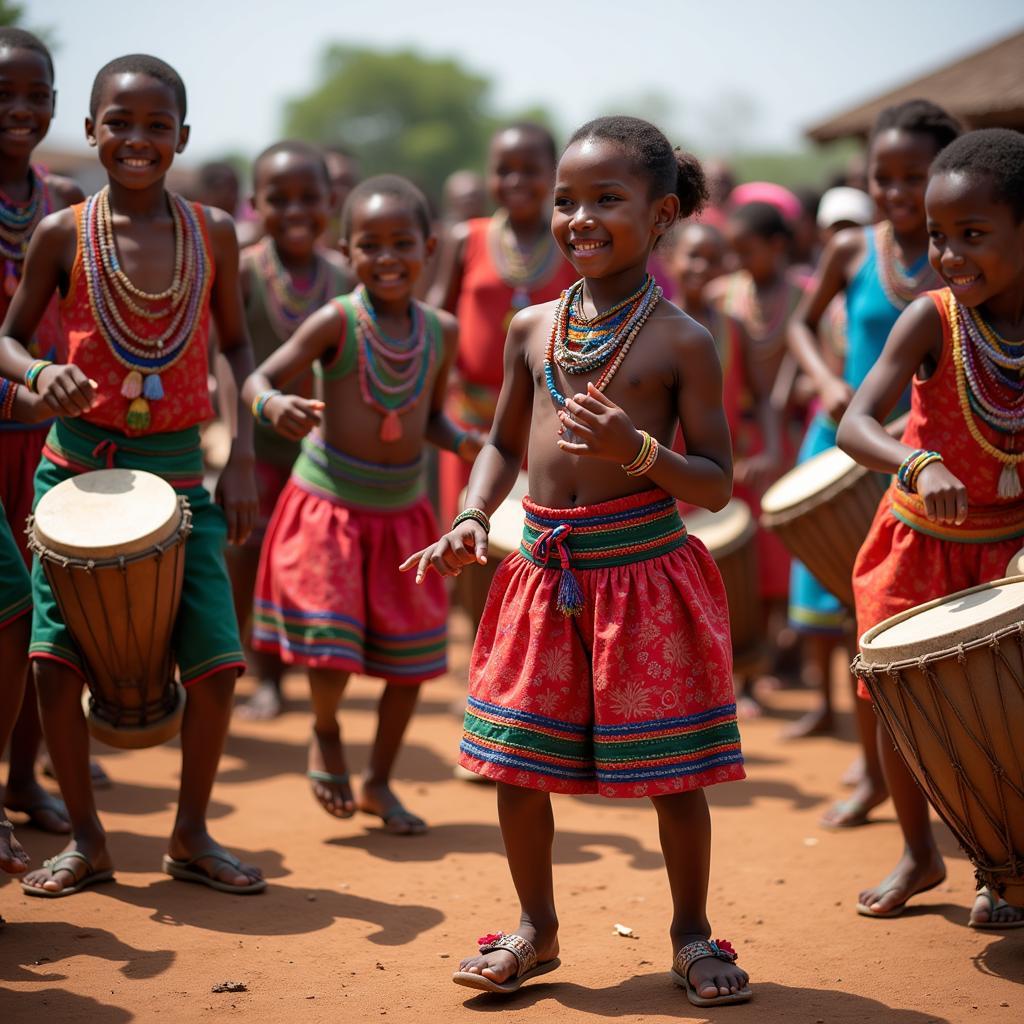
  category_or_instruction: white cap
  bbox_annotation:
[817,187,875,230]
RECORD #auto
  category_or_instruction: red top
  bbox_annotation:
[59,200,215,437]
[454,217,577,389]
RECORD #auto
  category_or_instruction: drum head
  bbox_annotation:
[33,469,181,558]
[761,445,861,515]
[686,499,754,558]
[860,577,1024,664]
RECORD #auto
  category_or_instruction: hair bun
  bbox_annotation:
[674,148,708,219]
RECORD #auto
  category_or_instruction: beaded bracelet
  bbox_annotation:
[251,389,282,426]
[622,431,659,477]
[24,359,52,394]
[0,378,18,420]
[453,507,490,534]
[896,448,943,494]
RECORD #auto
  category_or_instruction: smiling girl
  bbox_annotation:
[404,116,751,1007]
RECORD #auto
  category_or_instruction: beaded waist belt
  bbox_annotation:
[292,433,425,510]
[41,418,204,489]
[518,490,688,615]
[448,378,499,431]
[891,485,1024,543]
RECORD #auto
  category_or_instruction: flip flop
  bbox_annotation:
[855,875,946,918]
[360,802,428,836]
[21,849,115,898]
[5,793,72,834]
[161,849,266,895]
[452,932,560,994]
[670,938,751,1008]
[308,770,356,819]
[968,887,1024,930]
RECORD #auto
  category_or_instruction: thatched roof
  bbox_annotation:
[806,29,1024,142]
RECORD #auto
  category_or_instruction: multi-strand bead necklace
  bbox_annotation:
[543,275,661,407]
[488,210,561,328]
[947,289,1024,498]
[876,220,940,310]
[353,285,434,441]
[82,186,210,431]
[255,237,332,342]
[0,166,51,297]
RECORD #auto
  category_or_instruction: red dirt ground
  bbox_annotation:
[1,615,1021,1023]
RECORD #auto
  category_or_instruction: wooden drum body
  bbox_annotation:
[687,499,762,670]
[854,578,1024,906]
[29,469,192,749]
[761,445,887,609]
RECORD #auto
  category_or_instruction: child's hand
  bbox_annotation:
[916,461,968,525]
[820,375,854,423]
[38,364,96,417]
[215,452,258,545]
[400,522,488,583]
[556,382,643,463]
[266,394,323,440]
[735,451,781,494]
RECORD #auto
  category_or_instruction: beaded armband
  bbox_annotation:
[453,507,490,534]
[0,378,18,420]
[896,448,943,494]
[251,389,282,426]
[622,431,659,477]
[24,359,51,394]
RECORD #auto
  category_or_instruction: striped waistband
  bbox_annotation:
[891,486,1024,543]
[41,418,203,489]
[292,433,425,510]
[520,489,688,570]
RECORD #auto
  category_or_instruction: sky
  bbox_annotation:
[32,0,1024,165]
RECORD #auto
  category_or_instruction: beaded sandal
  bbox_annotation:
[670,938,751,1007]
[452,931,561,994]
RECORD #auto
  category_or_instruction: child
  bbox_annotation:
[429,122,577,525]
[712,200,807,701]
[245,175,472,834]
[0,27,93,837]
[839,128,1024,927]
[404,116,751,1006]
[227,140,352,721]
[0,53,265,896]
[788,101,960,820]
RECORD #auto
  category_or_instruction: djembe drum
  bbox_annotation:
[686,499,762,670]
[29,469,192,749]
[760,445,888,609]
[854,578,1024,906]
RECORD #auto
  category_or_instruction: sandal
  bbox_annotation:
[308,770,356,819]
[360,802,428,836]
[671,938,752,1007]
[21,849,115,898]
[969,886,1024,930]
[452,932,561,994]
[162,849,266,894]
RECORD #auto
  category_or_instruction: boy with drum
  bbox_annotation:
[0,55,265,896]
[839,129,1024,928]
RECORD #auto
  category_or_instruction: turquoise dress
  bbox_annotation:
[789,226,922,632]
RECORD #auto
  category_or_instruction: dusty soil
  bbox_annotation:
[1,615,1021,1023]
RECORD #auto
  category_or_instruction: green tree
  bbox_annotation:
[284,46,546,204]
[0,1,22,26]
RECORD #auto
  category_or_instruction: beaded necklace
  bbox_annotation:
[947,289,1024,498]
[82,186,211,431]
[353,285,434,441]
[729,271,798,361]
[544,276,661,407]
[255,238,332,342]
[876,220,940,310]
[0,166,51,297]
[488,210,561,329]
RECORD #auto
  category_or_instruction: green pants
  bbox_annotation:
[0,498,31,629]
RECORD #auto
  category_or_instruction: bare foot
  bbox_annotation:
[308,728,355,818]
[236,680,283,721]
[780,705,835,740]
[857,852,945,916]
[0,820,29,874]
[820,779,888,828]
[167,829,263,890]
[359,779,427,835]
[456,922,559,987]
[970,887,1024,928]
[4,782,72,834]
[20,838,113,895]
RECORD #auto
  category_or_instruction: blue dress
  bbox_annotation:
[788,226,922,632]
